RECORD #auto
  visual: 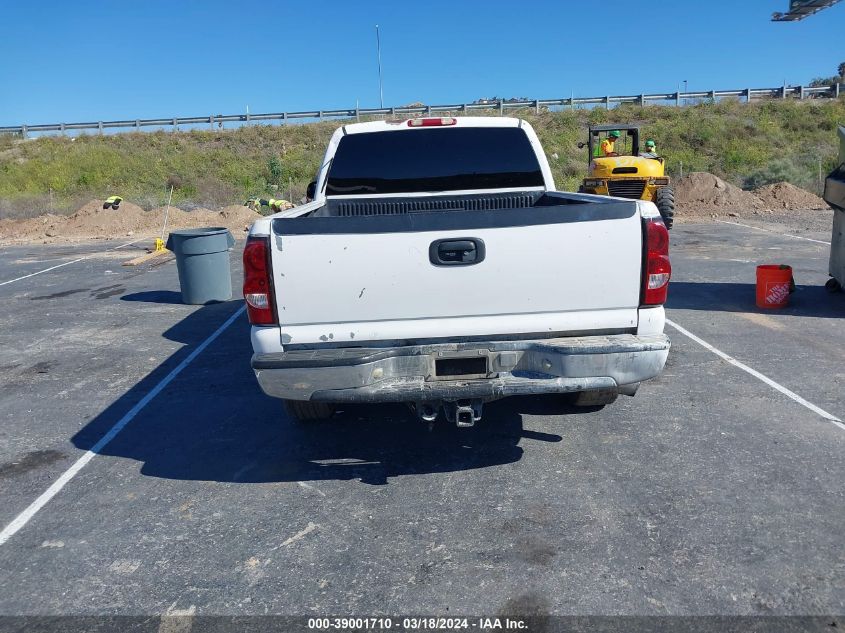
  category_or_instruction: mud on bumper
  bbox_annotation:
[251,334,670,403]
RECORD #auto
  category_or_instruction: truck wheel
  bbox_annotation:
[283,400,336,422]
[572,388,618,407]
[825,278,842,292]
[655,187,675,230]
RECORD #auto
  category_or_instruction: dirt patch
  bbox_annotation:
[752,182,827,210]
[673,173,832,232]
[0,449,67,479]
[0,199,263,244]
[675,172,764,216]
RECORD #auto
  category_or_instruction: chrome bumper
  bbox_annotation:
[252,334,670,403]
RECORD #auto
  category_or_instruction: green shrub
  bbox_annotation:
[1,98,844,218]
[743,156,822,192]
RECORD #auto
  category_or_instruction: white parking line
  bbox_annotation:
[0,304,246,546]
[0,258,86,286]
[715,219,831,245]
[666,318,844,429]
[0,240,141,287]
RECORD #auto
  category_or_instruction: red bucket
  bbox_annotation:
[756,265,792,309]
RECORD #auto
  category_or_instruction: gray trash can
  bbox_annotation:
[166,227,235,304]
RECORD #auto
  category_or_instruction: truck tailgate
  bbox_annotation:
[271,200,643,346]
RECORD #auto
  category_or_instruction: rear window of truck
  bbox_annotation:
[326,127,544,195]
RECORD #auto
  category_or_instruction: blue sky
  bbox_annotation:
[0,0,842,126]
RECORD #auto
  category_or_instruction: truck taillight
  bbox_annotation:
[641,218,671,306]
[407,117,457,127]
[242,235,277,325]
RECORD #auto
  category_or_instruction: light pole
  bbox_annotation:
[376,24,384,109]
[683,79,688,105]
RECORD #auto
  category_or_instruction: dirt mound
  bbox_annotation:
[157,205,260,233]
[216,205,265,229]
[0,213,69,240]
[0,199,262,243]
[218,204,254,218]
[149,205,185,217]
[72,199,146,218]
[62,200,150,237]
[752,182,827,210]
[675,172,764,212]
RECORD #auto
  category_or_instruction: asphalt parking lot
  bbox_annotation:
[0,221,842,622]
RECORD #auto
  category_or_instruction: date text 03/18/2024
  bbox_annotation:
[307,617,529,630]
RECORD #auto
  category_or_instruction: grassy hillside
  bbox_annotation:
[1,98,843,218]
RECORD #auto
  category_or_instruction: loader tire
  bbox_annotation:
[655,187,675,229]
[284,400,335,422]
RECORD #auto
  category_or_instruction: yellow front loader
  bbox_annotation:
[578,125,675,229]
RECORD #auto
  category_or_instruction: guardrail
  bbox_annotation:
[1,83,841,137]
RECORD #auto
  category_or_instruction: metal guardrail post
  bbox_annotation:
[5,83,839,136]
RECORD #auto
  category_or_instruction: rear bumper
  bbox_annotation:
[252,334,670,403]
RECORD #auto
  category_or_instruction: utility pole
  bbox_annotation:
[376,24,384,108]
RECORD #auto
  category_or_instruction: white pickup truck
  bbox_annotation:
[243,117,670,426]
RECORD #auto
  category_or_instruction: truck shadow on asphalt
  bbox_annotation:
[71,300,571,486]
[668,281,844,317]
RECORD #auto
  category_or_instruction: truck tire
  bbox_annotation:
[572,388,618,407]
[283,400,335,422]
[655,187,675,230]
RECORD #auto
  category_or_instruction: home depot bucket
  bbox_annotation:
[756,264,792,309]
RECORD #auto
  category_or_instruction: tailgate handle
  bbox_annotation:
[429,238,486,266]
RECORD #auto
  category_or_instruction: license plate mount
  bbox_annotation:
[433,356,489,380]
